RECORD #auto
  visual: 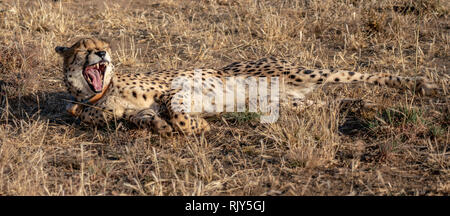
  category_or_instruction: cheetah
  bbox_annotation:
[55,38,440,136]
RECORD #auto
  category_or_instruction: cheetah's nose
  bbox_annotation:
[95,51,106,58]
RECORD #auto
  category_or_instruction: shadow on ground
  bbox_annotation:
[1,80,76,126]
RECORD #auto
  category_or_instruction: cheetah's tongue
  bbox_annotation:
[85,68,103,92]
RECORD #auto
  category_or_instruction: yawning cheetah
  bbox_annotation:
[55,38,440,136]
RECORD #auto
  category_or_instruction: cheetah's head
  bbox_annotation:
[55,38,114,101]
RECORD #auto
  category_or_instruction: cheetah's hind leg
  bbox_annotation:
[126,109,173,136]
[286,97,381,114]
[159,90,211,135]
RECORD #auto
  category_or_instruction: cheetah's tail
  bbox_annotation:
[320,70,440,96]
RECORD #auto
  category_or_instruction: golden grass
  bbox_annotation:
[0,0,448,195]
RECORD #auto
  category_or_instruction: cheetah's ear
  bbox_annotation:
[55,46,69,56]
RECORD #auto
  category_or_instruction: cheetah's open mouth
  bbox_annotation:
[83,61,108,93]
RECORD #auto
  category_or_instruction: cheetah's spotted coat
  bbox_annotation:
[55,38,439,135]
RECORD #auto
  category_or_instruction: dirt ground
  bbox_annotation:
[0,0,448,195]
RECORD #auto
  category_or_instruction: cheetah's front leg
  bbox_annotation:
[66,99,115,126]
[78,105,114,126]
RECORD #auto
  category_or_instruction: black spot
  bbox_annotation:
[289,75,296,79]
[248,69,255,73]
[283,71,290,75]
[374,80,379,85]
[304,70,314,74]
[348,72,355,76]
[132,91,137,98]
[323,73,329,77]
[310,74,316,78]
[267,71,274,74]
[143,94,147,100]
[179,121,185,126]
[295,78,303,82]
[334,78,340,82]
[317,78,324,83]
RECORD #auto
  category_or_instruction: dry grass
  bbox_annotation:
[0,0,449,195]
